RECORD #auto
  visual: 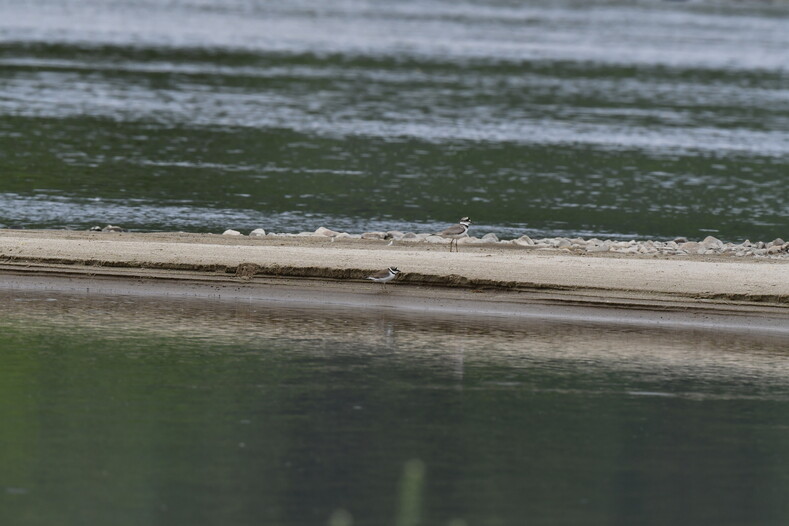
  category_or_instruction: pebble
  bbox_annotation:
[679,242,700,253]
[249,228,266,236]
[587,243,610,253]
[513,235,534,246]
[222,229,242,236]
[314,226,340,237]
[701,236,723,249]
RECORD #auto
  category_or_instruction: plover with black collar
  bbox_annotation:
[367,266,401,292]
[437,217,472,252]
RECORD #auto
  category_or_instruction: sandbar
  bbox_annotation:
[1,229,788,331]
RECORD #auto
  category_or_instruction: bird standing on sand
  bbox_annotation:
[367,266,401,293]
[437,217,472,252]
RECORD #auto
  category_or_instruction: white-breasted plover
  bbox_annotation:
[437,217,472,252]
[367,266,401,292]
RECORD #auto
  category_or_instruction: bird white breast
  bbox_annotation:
[368,271,396,282]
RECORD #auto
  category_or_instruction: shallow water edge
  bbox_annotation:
[2,266,789,337]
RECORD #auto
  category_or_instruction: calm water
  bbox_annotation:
[1,0,788,240]
[2,290,789,525]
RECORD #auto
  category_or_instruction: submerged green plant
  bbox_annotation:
[396,459,426,526]
[328,508,353,526]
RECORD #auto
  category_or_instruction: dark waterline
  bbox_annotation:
[3,290,789,525]
[1,0,789,240]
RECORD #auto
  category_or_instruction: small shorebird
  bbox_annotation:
[437,217,472,252]
[367,266,401,293]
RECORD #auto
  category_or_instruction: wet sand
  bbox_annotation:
[1,229,788,331]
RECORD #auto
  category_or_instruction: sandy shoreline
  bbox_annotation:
[1,229,789,329]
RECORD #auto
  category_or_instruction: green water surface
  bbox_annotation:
[1,0,788,240]
[2,292,789,525]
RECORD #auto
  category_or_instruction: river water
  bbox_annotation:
[3,3,789,523]
[1,0,788,240]
[2,290,789,525]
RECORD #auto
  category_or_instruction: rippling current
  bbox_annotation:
[1,0,788,239]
